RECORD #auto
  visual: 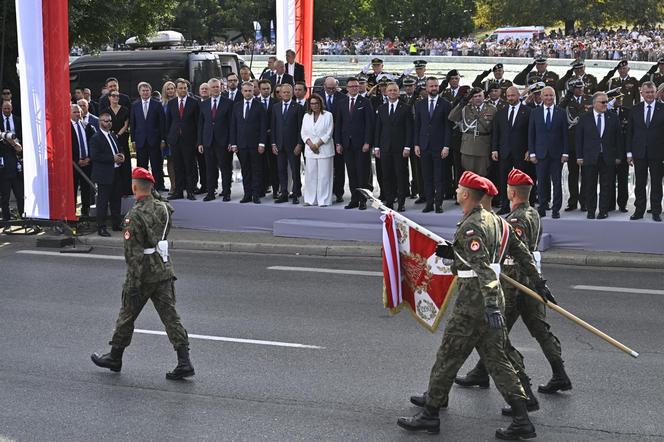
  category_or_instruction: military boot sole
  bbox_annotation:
[501,401,540,416]
[495,428,537,440]
[90,353,122,372]
[537,381,572,394]
[454,377,490,388]
[166,368,195,380]
[396,418,440,434]
[409,395,448,408]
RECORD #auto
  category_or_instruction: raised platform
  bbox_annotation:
[169,195,662,254]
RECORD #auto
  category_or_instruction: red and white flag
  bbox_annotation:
[381,213,457,332]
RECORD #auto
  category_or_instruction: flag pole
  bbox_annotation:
[359,188,639,359]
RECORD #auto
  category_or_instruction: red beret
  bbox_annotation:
[483,177,498,197]
[131,167,155,183]
[459,171,488,194]
[507,169,534,186]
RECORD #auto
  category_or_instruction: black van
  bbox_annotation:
[69,49,239,101]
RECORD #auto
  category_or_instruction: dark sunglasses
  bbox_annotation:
[597,100,608,104]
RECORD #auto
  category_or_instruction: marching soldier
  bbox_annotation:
[402,76,423,200]
[473,63,513,99]
[513,57,560,95]
[607,88,630,213]
[639,57,664,87]
[397,171,554,440]
[558,59,598,96]
[598,60,639,108]
[449,87,497,177]
[558,78,592,212]
[91,167,194,380]
[440,70,467,200]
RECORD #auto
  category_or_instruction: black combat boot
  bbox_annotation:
[397,406,440,434]
[409,392,448,408]
[502,375,539,416]
[166,346,195,380]
[91,346,124,372]
[495,398,537,440]
[538,360,572,394]
[454,360,490,388]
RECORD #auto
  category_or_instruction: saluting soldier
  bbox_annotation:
[397,171,553,440]
[607,88,630,213]
[558,78,592,212]
[365,58,385,89]
[598,60,639,108]
[402,76,423,200]
[513,57,560,95]
[558,59,598,96]
[473,63,513,99]
[449,87,497,177]
[522,81,545,108]
[440,70,467,199]
[639,57,664,87]
[91,167,194,380]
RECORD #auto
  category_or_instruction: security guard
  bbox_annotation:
[639,57,664,87]
[397,171,553,440]
[91,167,194,380]
[598,60,639,108]
[558,59,598,96]
[473,63,513,99]
[513,57,560,94]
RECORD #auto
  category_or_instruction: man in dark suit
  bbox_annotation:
[166,79,200,200]
[271,83,304,204]
[197,78,233,201]
[0,101,23,220]
[90,112,125,236]
[259,56,277,81]
[375,82,413,212]
[98,77,131,109]
[528,86,569,218]
[270,60,294,88]
[285,49,305,83]
[626,81,664,222]
[258,79,280,197]
[70,104,95,217]
[609,90,630,212]
[230,82,268,204]
[130,82,166,191]
[413,77,451,213]
[323,76,347,202]
[335,77,374,210]
[576,92,624,219]
[77,98,99,131]
[223,73,243,104]
[83,88,99,116]
[492,86,535,214]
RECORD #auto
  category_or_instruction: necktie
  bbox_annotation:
[429,99,434,117]
[230,91,235,101]
[349,97,355,115]
[263,98,268,110]
[646,104,652,127]
[327,95,332,111]
[597,113,603,152]
[390,103,395,116]
[4,117,10,131]
[508,106,515,127]
[545,107,552,129]
[179,99,184,119]
[211,98,217,119]
[244,101,250,119]
[76,123,87,158]
[143,100,149,119]
[283,102,288,121]
[277,75,282,85]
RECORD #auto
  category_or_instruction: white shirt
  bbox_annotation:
[101,128,121,168]
[178,96,187,108]
[450,87,460,97]
[507,102,520,125]
[428,95,439,109]
[287,63,295,77]
[228,89,237,101]
[644,100,655,125]
[593,110,605,137]
[71,120,88,157]
[3,114,15,132]
[542,105,554,124]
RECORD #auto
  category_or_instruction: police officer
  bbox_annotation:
[639,57,664,87]
[397,171,553,440]
[558,59,598,96]
[473,63,513,99]
[91,167,194,380]
[514,57,560,95]
[598,60,639,108]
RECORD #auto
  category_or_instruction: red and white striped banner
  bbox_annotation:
[15,0,75,220]
[275,0,314,87]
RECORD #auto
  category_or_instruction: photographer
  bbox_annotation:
[0,102,24,221]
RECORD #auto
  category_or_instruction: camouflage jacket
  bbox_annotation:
[122,190,175,290]
[503,203,542,281]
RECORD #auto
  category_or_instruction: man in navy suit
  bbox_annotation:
[323,76,347,202]
[413,77,451,213]
[197,78,234,202]
[0,101,23,221]
[528,86,569,218]
[166,79,200,200]
[78,99,99,131]
[576,92,624,219]
[258,79,280,197]
[270,60,295,88]
[271,83,304,204]
[492,86,535,214]
[90,112,126,236]
[223,73,243,104]
[285,49,306,83]
[626,81,664,222]
[71,104,96,217]
[335,77,374,210]
[130,82,166,191]
[230,82,268,204]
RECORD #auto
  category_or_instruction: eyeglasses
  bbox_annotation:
[597,100,608,104]
[100,119,112,123]
[110,94,119,97]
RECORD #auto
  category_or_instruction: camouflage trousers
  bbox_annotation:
[110,278,189,350]
[425,317,527,409]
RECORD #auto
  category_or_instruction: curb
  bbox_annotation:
[73,236,664,268]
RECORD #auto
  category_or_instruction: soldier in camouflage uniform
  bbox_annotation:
[448,87,496,177]
[639,57,664,88]
[598,60,639,109]
[397,171,554,440]
[91,167,194,381]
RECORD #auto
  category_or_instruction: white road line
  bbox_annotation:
[16,250,124,260]
[268,265,382,277]
[0,242,10,248]
[135,329,324,349]
[572,285,664,296]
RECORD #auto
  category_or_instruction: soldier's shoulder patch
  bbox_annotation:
[124,230,130,240]
[514,225,524,238]
[468,238,481,252]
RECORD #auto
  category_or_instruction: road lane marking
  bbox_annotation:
[572,285,664,296]
[0,242,10,248]
[16,250,123,260]
[268,265,382,277]
[135,329,324,349]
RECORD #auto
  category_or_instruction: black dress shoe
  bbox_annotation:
[358,201,366,210]
[186,193,196,200]
[98,227,111,237]
[222,195,231,202]
[497,207,510,215]
[288,193,295,199]
[580,205,587,212]
[335,196,344,203]
[630,213,643,220]
[194,188,206,195]
[397,204,406,212]
[422,204,433,213]
[414,197,426,204]
[292,197,299,205]
[597,212,608,219]
[586,212,595,219]
[564,205,576,212]
[654,214,662,222]
[647,208,653,214]
[619,206,628,213]
[167,193,184,200]
[203,193,216,201]
[385,203,394,209]
[344,202,359,209]
[253,196,261,204]
[435,206,443,214]
[275,195,288,204]
[240,195,252,203]
[551,211,560,219]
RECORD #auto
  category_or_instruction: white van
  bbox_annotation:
[487,26,546,42]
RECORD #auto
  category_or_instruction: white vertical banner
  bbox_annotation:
[15,0,49,219]
[275,0,296,59]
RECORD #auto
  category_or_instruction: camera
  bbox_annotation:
[0,131,17,141]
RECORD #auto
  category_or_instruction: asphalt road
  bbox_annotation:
[0,241,662,441]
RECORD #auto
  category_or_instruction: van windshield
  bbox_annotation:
[189,54,221,92]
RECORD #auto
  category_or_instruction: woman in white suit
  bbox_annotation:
[300,93,334,206]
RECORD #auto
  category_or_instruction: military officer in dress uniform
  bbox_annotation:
[639,57,664,87]
[598,60,639,109]
[402,76,423,200]
[558,59,598,96]
[366,58,385,89]
[558,78,592,211]
[514,57,560,96]
[607,88,630,212]
[91,167,194,380]
[522,81,545,108]
[449,87,497,177]
[440,70,467,199]
[473,63,513,99]
[371,77,390,199]
[413,60,428,89]
[486,82,507,111]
